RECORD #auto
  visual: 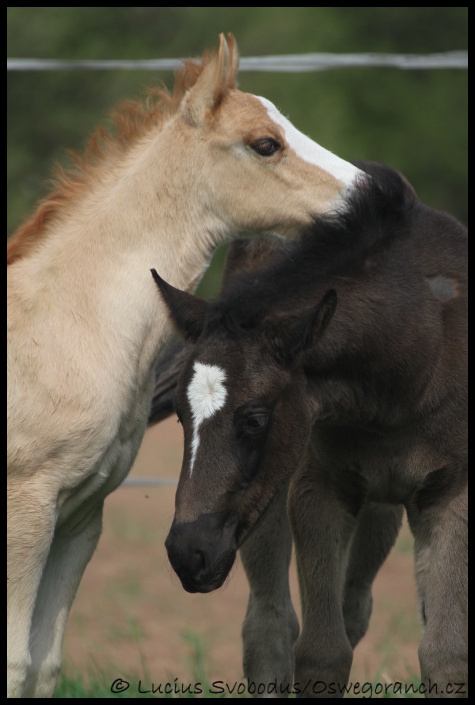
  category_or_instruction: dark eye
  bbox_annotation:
[237,405,270,439]
[245,412,268,432]
[234,399,272,443]
[250,138,281,157]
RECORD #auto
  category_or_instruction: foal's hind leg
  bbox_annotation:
[240,480,299,698]
[406,473,468,698]
[342,502,403,648]
[24,500,104,697]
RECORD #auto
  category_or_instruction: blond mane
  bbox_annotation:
[7,52,216,266]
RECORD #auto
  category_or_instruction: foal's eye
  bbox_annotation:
[233,401,271,480]
[234,400,271,441]
[250,138,281,157]
[244,411,269,433]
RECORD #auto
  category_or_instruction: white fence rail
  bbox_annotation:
[7,51,468,73]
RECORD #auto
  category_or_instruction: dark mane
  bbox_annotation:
[204,162,418,337]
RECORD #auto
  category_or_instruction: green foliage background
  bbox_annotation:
[7,7,467,299]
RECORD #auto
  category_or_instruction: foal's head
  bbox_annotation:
[171,33,366,239]
[7,32,365,269]
[152,269,336,592]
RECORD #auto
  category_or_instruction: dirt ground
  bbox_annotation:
[62,418,423,695]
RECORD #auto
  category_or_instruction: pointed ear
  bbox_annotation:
[181,32,239,127]
[264,290,337,367]
[150,269,208,342]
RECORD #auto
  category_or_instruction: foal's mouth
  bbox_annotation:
[165,512,239,593]
[174,548,237,594]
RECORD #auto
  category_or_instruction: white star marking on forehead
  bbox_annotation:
[257,96,362,187]
[186,361,227,476]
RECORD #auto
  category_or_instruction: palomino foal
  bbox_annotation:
[151,161,467,697]
[7,33,365,698]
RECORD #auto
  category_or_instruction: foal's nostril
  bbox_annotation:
[191,548,208,577]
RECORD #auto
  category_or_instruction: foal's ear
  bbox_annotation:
[265,290,337,367]
[181,32,239,127]
[150,269,208,342]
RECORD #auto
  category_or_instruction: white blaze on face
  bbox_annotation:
[186,361,227,476]
[257,96,362,187]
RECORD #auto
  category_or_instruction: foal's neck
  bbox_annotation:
[11,130,224,377]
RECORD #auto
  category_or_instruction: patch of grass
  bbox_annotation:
[55,633,248,698]
[55,666,424,699]
[55,668,151,698]
[180,630,250,698]
[56,631,426,698]
[108,617,147,643]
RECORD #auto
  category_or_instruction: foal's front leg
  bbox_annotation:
[24,501,105,697]
[7,478,57,698]
[240,480,299,698]
[288,463,356,699]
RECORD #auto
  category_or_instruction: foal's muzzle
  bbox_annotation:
[165,513,238,593]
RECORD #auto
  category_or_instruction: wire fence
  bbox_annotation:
[7,51,467,73]
[9,49,467,487]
